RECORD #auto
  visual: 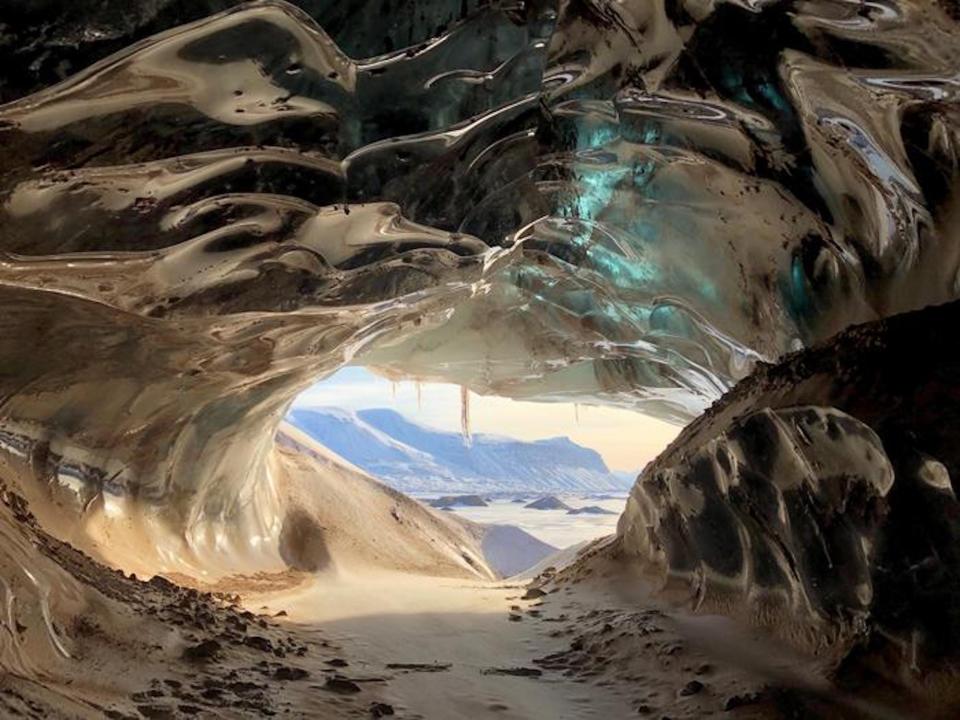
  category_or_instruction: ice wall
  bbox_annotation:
[618,300,960,668]
[0,0,956,543]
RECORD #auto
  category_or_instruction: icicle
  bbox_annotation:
[416,381,422,411]
[574,403,580,424]
[460,385,472,446]
[391,381,397,399]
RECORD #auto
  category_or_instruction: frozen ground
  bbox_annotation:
[435,496,627,548]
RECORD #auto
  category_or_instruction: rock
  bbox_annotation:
[369,702,395,717]
[385,662,451,672]
[274,666,309,681]
[279,508,331,572]
[679,680,704,697]
[136,705,174,719]
[227,681,261,694]
[428,495,488,508]
[524,496,570,511]
[147,575,178,592]
[482,667,543,677]
[323,677,362,694]
[723,692,761,710]
[243,636,273,653]
[566,506,616,515]
[522,587,547,600]
[181,639,221,662]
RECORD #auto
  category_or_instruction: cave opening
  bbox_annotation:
[284,365,680,558]
[0,0,958,717]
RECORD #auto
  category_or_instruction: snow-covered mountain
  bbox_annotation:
[286,407,634,493]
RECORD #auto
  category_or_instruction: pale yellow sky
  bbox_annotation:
[294,368,680,472]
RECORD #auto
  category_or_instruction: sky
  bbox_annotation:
[292,367,680,472]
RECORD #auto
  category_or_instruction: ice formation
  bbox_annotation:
[0,0,958,707]
[622,406,894,619]
[0,0,956,516]
[618,302,960,668]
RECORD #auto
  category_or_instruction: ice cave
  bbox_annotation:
[0,0,958,717]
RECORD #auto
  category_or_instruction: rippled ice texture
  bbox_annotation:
[0,1,956,704]
[0,0,957,555]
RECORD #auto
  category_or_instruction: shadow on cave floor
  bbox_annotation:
[238,561,906,720]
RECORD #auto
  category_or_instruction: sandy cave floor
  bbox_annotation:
[223,549,824,720]
[0,497,784,720]
[0,510,917,720]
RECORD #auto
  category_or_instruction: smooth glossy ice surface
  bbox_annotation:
[0,0,958,678]
[0,0,957,514]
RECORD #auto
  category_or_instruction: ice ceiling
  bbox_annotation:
[0,0,958,533]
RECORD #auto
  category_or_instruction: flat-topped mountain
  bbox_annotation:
[287,407,633,494]
[428,495,488,508]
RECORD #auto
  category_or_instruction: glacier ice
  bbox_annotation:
[617,301,960,668]
[0,0,958,697]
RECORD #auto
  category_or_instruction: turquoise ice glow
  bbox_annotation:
[575,123,618,151]
[785,253,813,322]
[588,243,658,286]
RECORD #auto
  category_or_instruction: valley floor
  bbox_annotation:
[224,552,806,720]
[255,569,638,719]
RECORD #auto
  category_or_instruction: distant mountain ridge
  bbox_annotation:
[286,406,634,493]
